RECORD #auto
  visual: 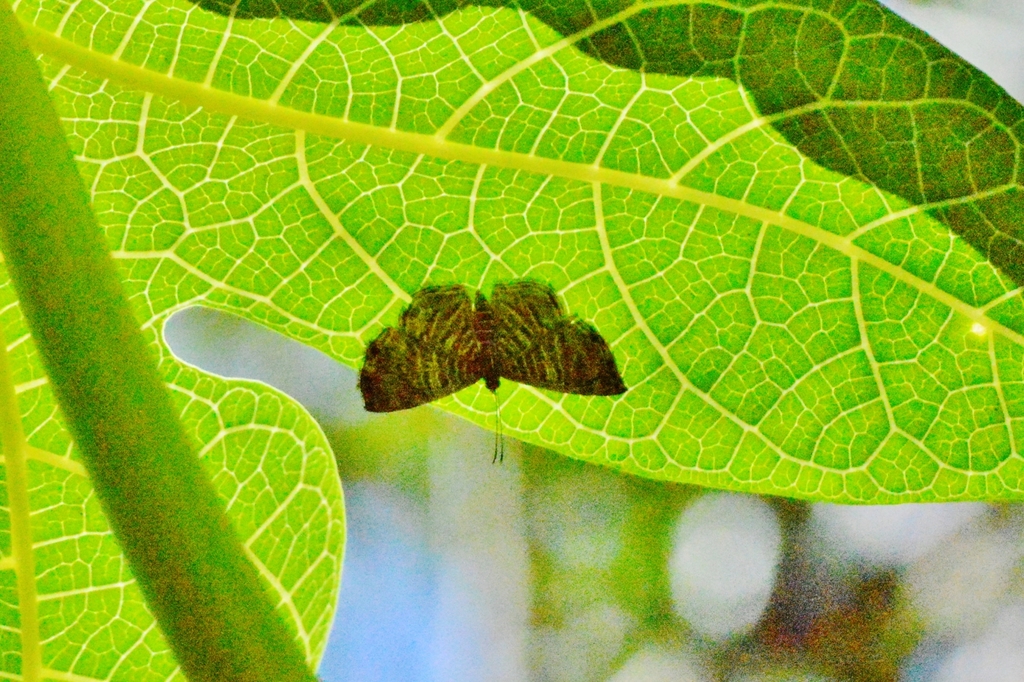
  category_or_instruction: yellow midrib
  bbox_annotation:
[20,23,1024,347]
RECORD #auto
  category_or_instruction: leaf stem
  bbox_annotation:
[0,327,41,682]
[0,4,317,680]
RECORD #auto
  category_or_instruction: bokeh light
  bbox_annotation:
[669,494,782,640]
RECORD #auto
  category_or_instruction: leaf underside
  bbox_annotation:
[2,0,1024,674]
[18,1,1024,499]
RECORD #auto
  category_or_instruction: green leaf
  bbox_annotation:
[9,0,1024,521]
[0,4,343,678]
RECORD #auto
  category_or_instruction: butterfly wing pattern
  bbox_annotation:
[359,284,482,411]
[359,279,626,412]
[491,280,627,396]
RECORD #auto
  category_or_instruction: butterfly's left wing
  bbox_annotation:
[359,285,483,412]
[491,280,626,396]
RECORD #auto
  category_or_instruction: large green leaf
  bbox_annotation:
[14,0,1024,506]
[0,13,1020,652]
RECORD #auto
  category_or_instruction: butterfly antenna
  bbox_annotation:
[492,391,503,464]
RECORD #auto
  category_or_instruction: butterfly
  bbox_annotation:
[358,279,627,413]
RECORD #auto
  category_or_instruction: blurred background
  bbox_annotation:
[165,2,1024,680]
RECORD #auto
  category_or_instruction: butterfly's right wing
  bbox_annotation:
[492,280,626,396]
[359,285,483,412]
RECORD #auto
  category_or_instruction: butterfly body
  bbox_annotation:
[359,279,626,412]
[472,291,501,393]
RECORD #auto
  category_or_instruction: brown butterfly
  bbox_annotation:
[358,279,627,413]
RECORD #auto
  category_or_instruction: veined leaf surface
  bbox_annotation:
[12,0,1024,506]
